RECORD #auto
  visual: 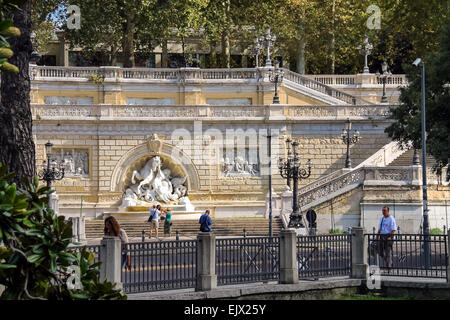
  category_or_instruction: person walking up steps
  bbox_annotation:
[164,207,172,237]
[148,204,160,240]
[199,209,212,232]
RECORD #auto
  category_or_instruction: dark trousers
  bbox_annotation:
[379,234,393,268]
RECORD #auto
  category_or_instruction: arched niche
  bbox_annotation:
[110,142,200,193]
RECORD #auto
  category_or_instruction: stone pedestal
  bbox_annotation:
[196,232,217,291]
[99,236,122,290]
[279,229,299,284]
[351,227,368,279]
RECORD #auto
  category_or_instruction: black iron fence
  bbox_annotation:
[296,234,352,279]
[216,236,280,285]
[367,234,448,279]
[121,240,197,293]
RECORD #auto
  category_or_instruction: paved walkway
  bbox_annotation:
[125,277,450,300]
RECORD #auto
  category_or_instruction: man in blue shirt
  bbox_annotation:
[199,209,212,232]
[377,206,397,268]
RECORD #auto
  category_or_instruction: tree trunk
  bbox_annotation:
[210,40,217,68]
[0,1,35,188]
[121,4,135,68]
[221,32,231,68]
[296,37,306,74]
[161,39,168,68]
[330,0,336,74]
[221,0,231,68]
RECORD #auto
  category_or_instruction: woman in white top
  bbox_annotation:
[104,216,131,269]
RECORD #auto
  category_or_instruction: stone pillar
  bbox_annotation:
[49,192,59,215]
[196,232,217,291]
[99,236,122,290]
[351,227,368,279]
[281,186,293,215]
[447,229,450,283]
[266,188,281,218]
[279,229,299,284]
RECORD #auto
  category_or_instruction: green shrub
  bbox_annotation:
[430,228,443,235]
[329,228,342,234]
[0,162,126,300]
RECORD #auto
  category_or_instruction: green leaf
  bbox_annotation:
[0,263,16,269]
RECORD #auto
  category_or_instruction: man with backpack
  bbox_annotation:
[199,209,212,232]
[148,204,160,240]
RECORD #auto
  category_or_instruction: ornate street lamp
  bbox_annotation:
[341,119,360,169]
[278,140,311,228]
[358,35,373,74]
[249,35,264,68]
[262,26,276,67]
[38,141,65,189]
[268,60,284,104]
[376,61,392,103]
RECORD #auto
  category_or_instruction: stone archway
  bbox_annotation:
[110,140,200,193]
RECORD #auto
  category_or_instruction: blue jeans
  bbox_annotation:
[121,254,128,268]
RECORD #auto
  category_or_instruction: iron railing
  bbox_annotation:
[367,234,448,279]
[216,236,280,285]
[296,234,352,279]
[121,240,197,293]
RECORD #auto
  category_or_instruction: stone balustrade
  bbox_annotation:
[304,74,408,86]
[30,65,392,106]
[297,166,441,211]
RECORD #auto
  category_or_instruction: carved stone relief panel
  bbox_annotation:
[53,148,90,178]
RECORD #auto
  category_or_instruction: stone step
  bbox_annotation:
[85,218,283,238]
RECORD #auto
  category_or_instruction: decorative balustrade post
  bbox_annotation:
[99,236,123,290]
[196,232,217,291]
[351,227,368,279]
[279,229,299,284]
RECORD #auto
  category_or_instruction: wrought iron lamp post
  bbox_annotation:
[278,140,311,228]
[412,57,431,267]
[376,61,392,103]
[250,35,264,68]
[262,26,276,67]
[341,119,360,169]
[38,141,65,189]
[358,35,373,74]
[268,61,284,104]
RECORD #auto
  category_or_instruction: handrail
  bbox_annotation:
[282,68,374,106]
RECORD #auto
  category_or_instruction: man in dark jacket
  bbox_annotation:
[199,209,212,232]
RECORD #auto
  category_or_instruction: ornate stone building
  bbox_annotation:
[31,65,449,233]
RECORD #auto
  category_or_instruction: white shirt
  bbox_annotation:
[378,215,397,235]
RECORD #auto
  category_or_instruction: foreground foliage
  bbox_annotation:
[386,18,450,175]
[0,163,126,300]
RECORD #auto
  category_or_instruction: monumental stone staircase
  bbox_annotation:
[85,217,284,239]
[388,149,436,167]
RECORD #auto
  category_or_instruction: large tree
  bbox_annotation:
[385,18,450,174]
[0,0,35,188]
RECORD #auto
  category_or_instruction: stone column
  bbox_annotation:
[196,232,217,291]
[99,236,122,290]
[351,227,368,279]
[279,229,299,284]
